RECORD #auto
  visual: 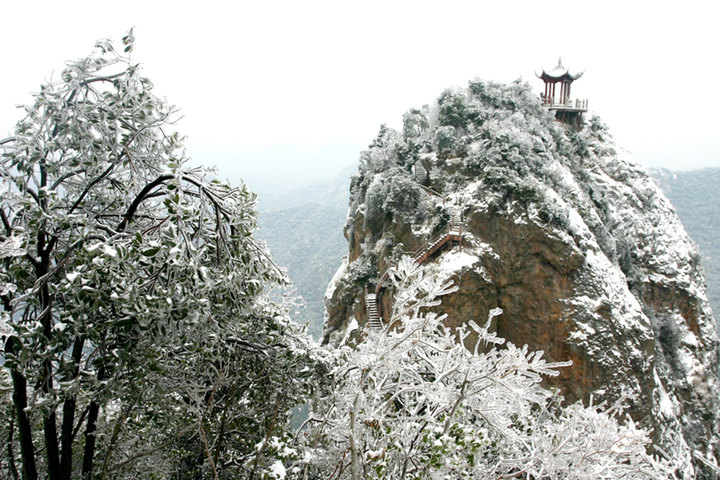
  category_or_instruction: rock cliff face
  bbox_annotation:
[323,80,720,472]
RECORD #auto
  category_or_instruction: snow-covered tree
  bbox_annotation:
[298,257,680,479]
[0,32,320,480]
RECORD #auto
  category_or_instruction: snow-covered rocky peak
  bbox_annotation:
[323,79,720,474]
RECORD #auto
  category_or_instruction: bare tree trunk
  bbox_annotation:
[6,337,37,480]
[82,366,105,480]
[36,263,60,480]
[81,401,100,480]
[6,416,21,480]
[44,412,61,480]
[59,337,84,480]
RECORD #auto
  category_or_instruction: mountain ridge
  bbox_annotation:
[322,79,720,475]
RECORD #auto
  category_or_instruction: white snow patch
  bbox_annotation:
[654,368,678,419]
[325,257,348,301]
[438,250,478,275]
[85,242,102,252]
[583,249,646,325]
[269,460,286,479]
[66,272,81,283]
[0,282,17,296]
[53,322,67,332]
[339,318,359,345]
[0,312,14,337]
[682,332,699,348]
[411,223,433,237]
[365,449,383,460]
[0,235,24,258]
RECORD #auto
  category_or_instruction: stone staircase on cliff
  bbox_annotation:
[365,207,464,330]
[449,207,462,234]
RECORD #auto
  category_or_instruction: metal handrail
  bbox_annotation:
[375,217,463,294]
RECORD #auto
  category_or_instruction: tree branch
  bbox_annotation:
[49,169,83,192]
[116,174,173,232]
[99,408,128,480]
[107,423,197,472]
[0,208,11,236]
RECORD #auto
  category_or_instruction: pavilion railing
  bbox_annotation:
[541,96,588,110]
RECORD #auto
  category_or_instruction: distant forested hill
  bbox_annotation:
[256,167,352,339]
[652,168,720,322]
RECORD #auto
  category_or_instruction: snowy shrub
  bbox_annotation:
[361,125,406,174]
[349,163,371,200]
[482,167,542,206]
[392,140,420,169]
[347,254,378,285]
[589,114,610,136]
[384,175,427,222]
[461,151,485,176]
[437,88,470,129]
[364,175,392,228]
[402,106,430,139]
[433,125,462,158]
[468,79,507,109]
[297,258,676,479]
[365,170,427,229]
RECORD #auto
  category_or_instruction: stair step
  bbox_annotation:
[365,293,382,329]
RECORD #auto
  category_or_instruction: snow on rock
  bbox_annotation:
[324,256,348,302]
[435,250,479,276]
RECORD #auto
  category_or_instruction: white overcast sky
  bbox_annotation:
[1,0,718,196]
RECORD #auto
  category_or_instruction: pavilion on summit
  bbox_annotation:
[539,58,588,124]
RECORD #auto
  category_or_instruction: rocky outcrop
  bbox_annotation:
[323,79,720,475]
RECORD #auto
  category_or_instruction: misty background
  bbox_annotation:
[1,1,718,336]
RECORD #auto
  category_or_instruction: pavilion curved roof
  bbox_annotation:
[538,58,584,82]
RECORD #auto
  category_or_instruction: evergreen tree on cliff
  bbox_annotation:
[303,258,678,479]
